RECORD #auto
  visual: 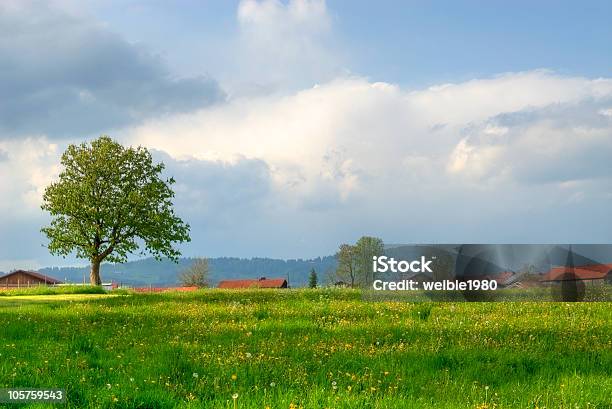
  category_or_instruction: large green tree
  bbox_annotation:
[41,136,190,285]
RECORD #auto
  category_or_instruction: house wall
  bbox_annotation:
[0,272,49,287]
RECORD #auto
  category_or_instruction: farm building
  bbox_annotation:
[0,270,63,288]
[218,277,288,289]
[540,264,612,284]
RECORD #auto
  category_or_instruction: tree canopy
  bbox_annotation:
[335,236,384,287]
[41,136,190,285]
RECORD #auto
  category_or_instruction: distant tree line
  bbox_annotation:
[38,256,338,287]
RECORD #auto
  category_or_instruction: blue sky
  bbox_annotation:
[89,1,612,85]
[1,0,612,270]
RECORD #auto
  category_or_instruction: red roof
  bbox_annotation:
[132,286,198,293]
[483,271,515,285]
[541,264,612,281]
[0,270,62,284]
[218,277,287,289]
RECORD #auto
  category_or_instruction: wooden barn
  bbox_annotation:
[218,277,288,289]
[0,270,63,288]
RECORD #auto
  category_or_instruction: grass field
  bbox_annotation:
[0,286,106,297]
[0,290,610,408]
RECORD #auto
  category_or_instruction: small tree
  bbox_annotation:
[308,268,318,288]
[180,258,209,287]
[335,244,358,287]
[354,236,384,285]
[41,136,190,285]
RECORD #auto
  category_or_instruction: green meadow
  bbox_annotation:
[0,290,610,409]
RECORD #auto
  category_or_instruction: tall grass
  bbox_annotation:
[0,285,106,296]
[0,289,610,408]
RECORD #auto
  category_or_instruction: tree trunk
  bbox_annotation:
[90,259,102,285]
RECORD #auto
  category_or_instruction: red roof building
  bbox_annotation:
[0,270,63,287]
[483,271,515,286]
[540,264,612,282]
[218,277,288,289]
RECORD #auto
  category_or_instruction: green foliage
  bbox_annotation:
[0,290,610,408]
[41,136,190,284]
[308,268,318,288]
[354,236,384,285]
[335,244,358,287]
[179,258,209,287]
[336,236,384,287]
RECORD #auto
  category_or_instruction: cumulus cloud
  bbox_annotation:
[0,137,61,267]
[451,99,612,184]
[131,71,612,186]
[0,137,60,216]
[226,0,344,94]
[122,70,612,254]
[0,2,224,139]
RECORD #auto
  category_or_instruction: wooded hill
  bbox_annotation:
[37,256,338,287]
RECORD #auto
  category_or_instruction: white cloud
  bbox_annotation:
[599,108,612,117]
[0,137,60,217]
[226,0,343,94]
[130,70,612,187]
[121,70,612,253]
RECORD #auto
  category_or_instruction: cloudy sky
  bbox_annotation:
[2,0,612,270]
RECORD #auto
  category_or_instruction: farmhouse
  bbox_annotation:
[0,270,62,288]
[218,277,288,289]
[540,264,612,284]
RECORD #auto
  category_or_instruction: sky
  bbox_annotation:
[1,0,612,270]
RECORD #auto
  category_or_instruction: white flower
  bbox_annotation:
[232,393,239,399]
[245,352,252,358]
[192,373,199,378]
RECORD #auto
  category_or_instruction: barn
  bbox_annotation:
[0,270,63,288]
[218,277,288,289]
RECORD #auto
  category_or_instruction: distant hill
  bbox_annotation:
[38,256,338,287]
